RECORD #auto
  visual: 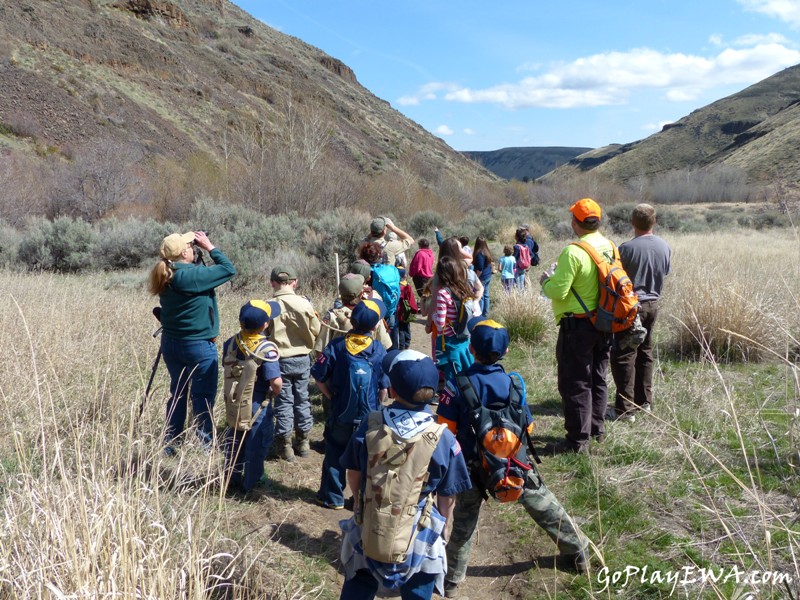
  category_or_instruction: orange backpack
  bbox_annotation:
[571,241,639,333]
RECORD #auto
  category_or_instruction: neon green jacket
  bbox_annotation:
[540,232,614,323]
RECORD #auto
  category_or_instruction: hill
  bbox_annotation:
[548,64,800,184]
[463,146,592,180]
[0,0,494,221]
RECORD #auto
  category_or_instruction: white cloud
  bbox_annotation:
[397,82,460,106]
[404,41,800,109]
[642,121,674,133]
[463,128,476,135]
[738,0,800,28]
[435,125,454,136]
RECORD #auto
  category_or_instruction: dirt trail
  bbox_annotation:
[232,320,580,599]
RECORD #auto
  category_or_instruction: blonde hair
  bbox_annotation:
[148,260,173,295]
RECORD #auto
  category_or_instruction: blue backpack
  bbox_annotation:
[337,352,375,425]
[371,263,401,317]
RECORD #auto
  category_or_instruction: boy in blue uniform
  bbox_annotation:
[312,299,390,509]
[339,350,472,600]
[222,300,283,494]
[437,318,590,597]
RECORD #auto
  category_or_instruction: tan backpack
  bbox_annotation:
[359,411,446,564]
[223,334,278,431]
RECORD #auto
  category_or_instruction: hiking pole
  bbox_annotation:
[139,307,163,419]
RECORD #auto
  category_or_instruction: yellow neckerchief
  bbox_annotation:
[236,331,266,356]
[345,332,373,355]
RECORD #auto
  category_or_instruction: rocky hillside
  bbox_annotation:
[464,146,592,180]
[0,0,491,187]
[549,64,800,184]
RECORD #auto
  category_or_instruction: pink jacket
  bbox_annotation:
[408,248,434,278]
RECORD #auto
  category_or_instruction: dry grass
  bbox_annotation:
[492,285,553,345]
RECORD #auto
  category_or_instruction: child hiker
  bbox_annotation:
[221,300,282,494]
[312,299,390,510]
[436,318,590,597]
[338,350,472,599]
[499,245,516,293]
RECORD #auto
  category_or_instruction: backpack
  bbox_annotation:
[397,283,418,324]
[455,371,532,503]
[371,263,401,318]
[336,347,375,425]
[360,411,446,563]
[222,335,278,431]
[444,287,471,341]
[570,241,640,333]
[515,244,531,270]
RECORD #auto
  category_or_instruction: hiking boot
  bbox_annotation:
[443,580,459,598]
[315,497,344,510]
[542,440,586,455]
[558,548,590,574]
[294,430,310,457]
[275,434,296,462]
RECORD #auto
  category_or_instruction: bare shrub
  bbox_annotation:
[3,110,43,139]
[647,165,759,204]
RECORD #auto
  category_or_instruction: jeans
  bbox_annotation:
[479,277,492,317]
[274,355,312,437]
[398,321,411,350]
[386,312,400,350]
[317,421,357,507]
[160,334,219,446]
[224,397,274,492]
[514,269,528,290]
[340,569,437,600]
[556,317,611,450]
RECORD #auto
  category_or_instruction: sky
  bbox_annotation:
[232,0,800,152]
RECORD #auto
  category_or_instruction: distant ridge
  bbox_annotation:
[464,146,592,180]
[547,64,800,183]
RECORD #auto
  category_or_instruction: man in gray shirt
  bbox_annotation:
[610,204,671,419]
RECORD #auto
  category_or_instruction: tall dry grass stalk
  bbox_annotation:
[492,284,552,345]
[661,230,800,361]
[0,273,318,598]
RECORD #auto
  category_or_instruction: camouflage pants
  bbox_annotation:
[445,467,588,584]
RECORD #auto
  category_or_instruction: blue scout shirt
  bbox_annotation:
[311,334,389,420]
[437,362,534,465]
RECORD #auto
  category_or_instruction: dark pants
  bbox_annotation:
[386,312,400,351]
[556,317,611,451]
[610,300,659,413]
[412,275,431,299]
[224,397,274,492]
[398,321,411,350]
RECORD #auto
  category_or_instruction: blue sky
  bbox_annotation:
[233,0,800,152]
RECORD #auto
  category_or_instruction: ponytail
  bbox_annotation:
[148,260,173,295]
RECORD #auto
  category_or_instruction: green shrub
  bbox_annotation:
[0,220,21,269]
[18,217,96,272]
[406,210,444,238]
[94,218,172,270]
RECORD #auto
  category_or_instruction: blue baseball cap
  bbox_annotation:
[468,317,509,357]
[350,298,386,332]
[382,349,440,404]
[239,300,281,330]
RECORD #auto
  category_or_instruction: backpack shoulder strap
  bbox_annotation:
[454,373,480,412]
[507,371,526,408]
[571,240,603,266]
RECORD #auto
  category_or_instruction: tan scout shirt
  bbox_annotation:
[314,305,392,353]
[271,288,322,358]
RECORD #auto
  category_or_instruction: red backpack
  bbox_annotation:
[571,241,639,333]
[515,244,531,270]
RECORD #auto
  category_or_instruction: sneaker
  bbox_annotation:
[315,497,344,510]
[605,408,635,423]
[343,496,355,511]
[640,402,652,413]
[443,580,459,598]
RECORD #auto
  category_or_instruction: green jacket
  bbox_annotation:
[159,248,236,340]
[541,232,613,323]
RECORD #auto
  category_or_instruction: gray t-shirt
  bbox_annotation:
[619,234,671,302]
